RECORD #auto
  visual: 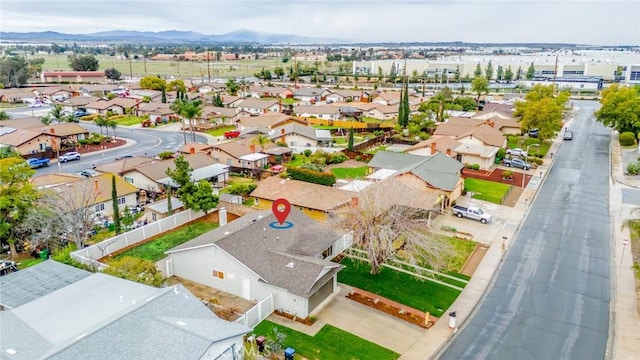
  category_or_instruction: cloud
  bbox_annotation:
[1,0,638,45]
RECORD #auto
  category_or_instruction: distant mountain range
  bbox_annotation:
[0,29,348,44]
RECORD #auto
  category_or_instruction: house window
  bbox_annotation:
[212,269,225,280]
[95,203,105,212]
[124,176,134,184]
[227,159,232,166]
[118,197,126,205]
[322,246,333,259]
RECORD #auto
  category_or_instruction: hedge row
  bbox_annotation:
[287,167,336,186]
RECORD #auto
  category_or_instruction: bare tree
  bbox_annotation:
[331,178,454,275]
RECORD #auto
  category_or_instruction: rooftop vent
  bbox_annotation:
[286,262,294,268]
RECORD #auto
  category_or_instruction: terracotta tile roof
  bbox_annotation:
[250,176,353,212]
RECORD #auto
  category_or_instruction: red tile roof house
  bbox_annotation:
[40,71,107,84]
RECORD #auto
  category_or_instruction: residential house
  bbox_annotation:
[0,117,43,129]
[250,176,354,221]
[367,151,465,207]
[197,82,227,94]
[371,91,401,105]
[252,86,294,99]
[405,137,461,158]
[221,95,246,108]
[95,157,157,178]
[144,196,185,222]
[32,86,74,102]
[0,128,54,156]
[85,98,140,115]
[73,84,122,97]
[433,117,507,168]
[236,98,280,115]
[121,153,228,194]
[269,123,332,148]
[236,114,306,132]
[0,261,250,360]
[325,89,370,103]
[0,88,38,103]
[293,104,341,120]
[165,209,351,318]
[177,142,214,156]
[128,89,163,102]
[56,96,99,114]
[35,123,91,149]
[137,102,176,123]
[293,87,330,103]
[34,173,139,218]
[40,71,107,83]
[366,104,399,120]
[472,112,521,135]
[454,143,500,170]
[211,136,269,174]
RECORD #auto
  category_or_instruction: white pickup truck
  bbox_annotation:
[452,205,493,224]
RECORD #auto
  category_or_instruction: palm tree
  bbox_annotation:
[48,104,66,124]
[172,99,202,144]
[252,134,270,152]
[0,110,9,121]
[170,98,187,145]
[94,115,108,136]
[107,119,118,139]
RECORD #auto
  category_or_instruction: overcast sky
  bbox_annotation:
[1,0,638,45]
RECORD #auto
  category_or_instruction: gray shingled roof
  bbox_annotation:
[367,151,428,172]
[409,152,464,191]
[0,264,250,360]
[168,209,343,298]
[0,260,91,309]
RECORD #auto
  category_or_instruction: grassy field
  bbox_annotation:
[36,53,345,80]
[253,320,399,360]
[338,257,461,317]
[115,220,217,261]
[331,166,368,179]
[206,125,237,137]
[464,178,512,204]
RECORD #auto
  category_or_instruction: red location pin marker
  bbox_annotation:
[272,198,291,225]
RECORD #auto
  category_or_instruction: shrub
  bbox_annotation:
[227,183,257,196]
[355,155,362,161]
[275,141,288,147]
[291,154,297,160]
[157,151,174,160]
[300,162,325,172]
[620,132,636,146]
[471,164,480,170]
[496,148,506,160]
[627,162,640,175]
[287,167,336,186]
[303,149,312,157]
[502,170,514,179]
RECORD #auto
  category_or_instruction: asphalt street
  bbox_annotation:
[439,100,612,359]
[4,105,208,175]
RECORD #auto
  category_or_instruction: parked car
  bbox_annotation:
[28,102,42,108]
[503,157,531,170]
[563,131,574,140]
[79,169,98,177]
[115,154,134,160]
[452,205,493,224]
[26,158,50,168]
[59,151,81,163]
[224,130,241,139]
[528,128,539,138]
[506,148,528,157]
[73,110,89,118]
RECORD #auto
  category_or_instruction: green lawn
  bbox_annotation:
[337,257,461,317]
[444,237,478,273]
[331,166,368,179]
[286,155,309,167]
[206,125,237,137]
[312,125,342,130]
[253,320,399,360]
[363,145,388,154]
[110,115,147,126]
[17,258,45,269]
[506,136,550,157]
[463,178,512,204]
[115,220,218,261]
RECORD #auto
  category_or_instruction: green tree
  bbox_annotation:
[140,75,167,90]
[526,62,536,80]
[274,67,285,78]
[514,84,570,141]
[67,54,99,71]
[397,74,409,128]
[471,76,489,98]
[594,84,640,133]
[0,56,29,87]
[103,256,165,287]
[165,155,193,188]
[516,66,523,80]
[226,79,240,95]
[252,134,271,152]
[0,111,9,121]
[347,127,355,151]
[104,68,122,80]
[180,180,218,214]
[0,158,38,258]
[454,65,461,82]
[111,175,122,234]
[172,99,202,144]
[504,66,514,81]
[213,94,223,107]
[161,86,167,103]
[485,61,493,80]
[388,64,397,83]
[167,79,187,93]
[474,63,482,77]
[27,58,45,77]
[496,65,504,81]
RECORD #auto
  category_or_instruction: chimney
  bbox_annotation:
[351,196,359,207]
[430,142,437,155]
[446,148,452,157]
[189,147,195,154]
[250,144,256,153]
[49,128,55,134]
[219,207,228,226]
[94,180,99,194]
[278,99,282,113]
[281,128,285,134]
[490,120,495,128]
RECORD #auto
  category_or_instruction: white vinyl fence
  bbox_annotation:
[235,294,274,329]
[71,209,206,269]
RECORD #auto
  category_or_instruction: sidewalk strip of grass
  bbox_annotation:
[254,320,399,360]
[115,221,217,262]
[338,257,460,318]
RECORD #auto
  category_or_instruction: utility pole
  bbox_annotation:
[552,51,560,96]
[128,57,133,82]
[207,51,211,83]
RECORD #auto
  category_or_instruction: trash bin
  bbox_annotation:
[39,248,49,260]
[284,347,295,360]
[255,336,266,353]
[448,311,457,329]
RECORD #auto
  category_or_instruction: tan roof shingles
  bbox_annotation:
[45,173,138,206]
[0,129,43,146]
[251,176,353,212]
[135,153,217,181]
[96,157,156,175]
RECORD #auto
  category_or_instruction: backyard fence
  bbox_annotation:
[235,294,275,328]
[71,209,206,268]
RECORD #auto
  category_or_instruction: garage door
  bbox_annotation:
[307,278,334,313]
